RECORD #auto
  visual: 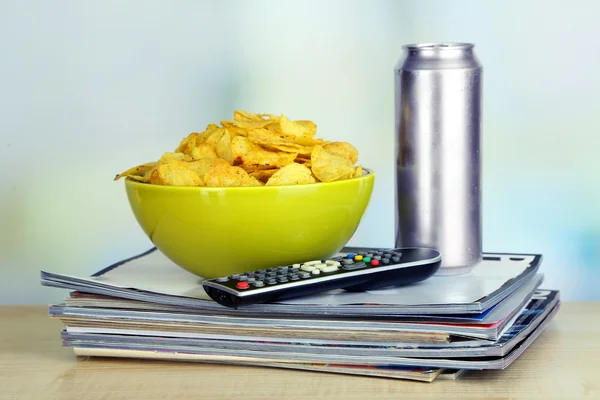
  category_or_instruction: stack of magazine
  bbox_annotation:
[40,247,560,383]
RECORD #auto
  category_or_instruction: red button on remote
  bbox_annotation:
[236,281,249,289]
[370,260,380,266]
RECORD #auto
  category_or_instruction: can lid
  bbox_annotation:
[400,43,478,66]
[403,43,474,51]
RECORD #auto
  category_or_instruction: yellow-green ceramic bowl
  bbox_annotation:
[124,169,375,278]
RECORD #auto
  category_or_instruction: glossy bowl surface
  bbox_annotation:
[125,169,375,278]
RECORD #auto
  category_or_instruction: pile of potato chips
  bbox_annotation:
[114,110,363,187]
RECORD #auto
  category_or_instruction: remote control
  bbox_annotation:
[202,247,441,308]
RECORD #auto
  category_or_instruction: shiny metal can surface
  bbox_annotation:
[394,43,482,275]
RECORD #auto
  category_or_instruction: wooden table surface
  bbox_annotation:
[1,303,599,400]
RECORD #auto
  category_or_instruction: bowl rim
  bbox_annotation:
[124,167,375,191]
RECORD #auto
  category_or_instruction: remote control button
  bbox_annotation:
[354,255,363,261]
[346,253,355,259]
[247,277,256,283]
[383,253,392,258]
[289,275,300,280]
[343,259,354,265]
[381,258,390,264]
[230,274,240,279]
[363,257,371,263]
[311,269,321,275]
[277,277,288,283]
[313,263,327,270]
[266,268,276,273]
[392,256,401,262]
[325,260,341,267]
[366,253,373,258]
[304,260,321,266]
[300,265,316,272]
[373,256,381,260]
[236,282,249,289]
[292,263,301,269]
[342,262,367,271]
[370,260,380,266]
[252,281,265,287]
[255,269,266,274]
[215,277,229,283]
[265,278,277,285]
[298,272,311,278]
[321,265,339,273]
[238,276,248,281]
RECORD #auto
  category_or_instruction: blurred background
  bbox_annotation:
[1,0,598,305]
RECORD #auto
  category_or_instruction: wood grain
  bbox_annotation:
[1,303,599,400]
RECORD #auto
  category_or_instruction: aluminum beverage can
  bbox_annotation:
[394,43,482,275]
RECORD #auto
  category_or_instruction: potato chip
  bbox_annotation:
[294,156,312,168]
[280,115,313,136]
[150,161,203,187]
[242,164,280,173]
[227,119,274,130]
[295,120,317,136]
[265,129,325,147]
[214,129,234,164]
[158,152,192,163]
[233,110,264,122]
[249,168,279,183]
[296,136,329,147]
[247,128,292,146]
[231,136,297,168]
[190,145,218,160]
[126,172,152,183]
[265,163,316,186]
[192,124,219,146]
[246,129,311,155]
[201,127,226,148]
[310,145,355,182]
[186,158,229,181]
[352,165,363,178]
[174,133,199,153]
[225,126,249,138]
[247,128,320,155]
[203,163,262,187]
[323,142,359,164]
[262,143,313,156]
[114,162,157,181]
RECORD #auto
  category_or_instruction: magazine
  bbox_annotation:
[71,347,449,382]
[65,301,558,370]
[50,274,544,342]
[41,247,542,315]
[60,290,559,359]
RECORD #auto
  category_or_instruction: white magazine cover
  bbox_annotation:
[41,246,542,315]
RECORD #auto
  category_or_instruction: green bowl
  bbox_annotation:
[125,169,375,278]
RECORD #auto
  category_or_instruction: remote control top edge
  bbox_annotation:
[202,250,440,297]
[201,247,442,307]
